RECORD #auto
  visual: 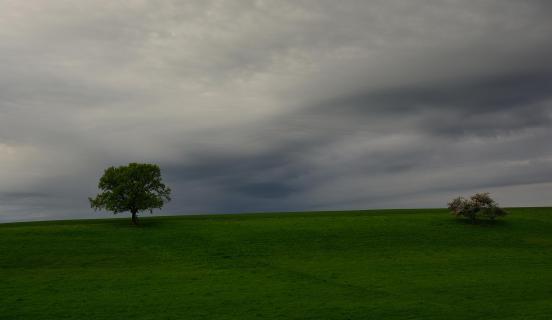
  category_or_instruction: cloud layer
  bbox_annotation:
[1,0,551,222]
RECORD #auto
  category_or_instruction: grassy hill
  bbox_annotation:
[1,208,551,319]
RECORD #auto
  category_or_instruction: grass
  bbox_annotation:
[1,207,551,319]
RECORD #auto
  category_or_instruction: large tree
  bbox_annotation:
[89,163,171,225]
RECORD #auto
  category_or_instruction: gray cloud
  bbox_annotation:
[1,0,551,222]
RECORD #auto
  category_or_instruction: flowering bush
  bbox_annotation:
[447,192,507,222]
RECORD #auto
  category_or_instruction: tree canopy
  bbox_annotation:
[89,163,171,225]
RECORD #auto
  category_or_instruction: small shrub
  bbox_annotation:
[447,192,507,223]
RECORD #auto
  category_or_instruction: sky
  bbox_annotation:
[1,0,551,222]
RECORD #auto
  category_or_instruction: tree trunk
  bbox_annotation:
[131,210,139,225]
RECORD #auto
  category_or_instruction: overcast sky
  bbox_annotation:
[1,0,551,222]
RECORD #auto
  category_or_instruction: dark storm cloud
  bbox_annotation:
[1,0,552,222]
[312,70,552,135]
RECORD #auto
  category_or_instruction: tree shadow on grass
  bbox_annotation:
[110,216,165,229]
[452,218,510,227]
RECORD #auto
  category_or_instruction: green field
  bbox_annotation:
[1,208,551,319]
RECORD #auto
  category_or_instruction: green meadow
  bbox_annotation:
[1,208,551,319]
